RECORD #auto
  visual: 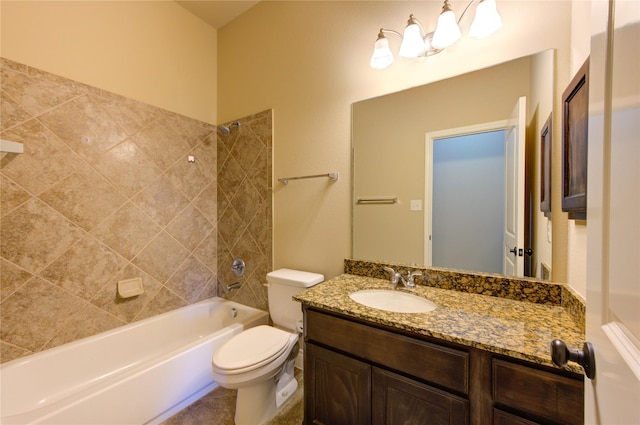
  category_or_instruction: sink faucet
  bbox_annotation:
[383,267,422,289]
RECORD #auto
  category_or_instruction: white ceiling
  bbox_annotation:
[176,1,260,29]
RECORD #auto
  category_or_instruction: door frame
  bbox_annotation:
[424,120,509,268]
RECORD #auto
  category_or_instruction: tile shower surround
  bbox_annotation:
[0,58,273,363]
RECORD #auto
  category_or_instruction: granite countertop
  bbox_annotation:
[294,273,585,374]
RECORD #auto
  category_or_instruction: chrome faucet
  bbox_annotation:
[226,282,242,292]
[383,267,422,289]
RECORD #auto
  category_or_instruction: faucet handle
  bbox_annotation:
[383,267,400,285]
[407,271,422,284]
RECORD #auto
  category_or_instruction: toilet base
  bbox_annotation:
[233,371,298,425]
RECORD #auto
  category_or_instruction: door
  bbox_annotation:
[585,0,640,423]
[503,97,526,276]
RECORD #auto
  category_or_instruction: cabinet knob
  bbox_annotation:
[551,339,596,379]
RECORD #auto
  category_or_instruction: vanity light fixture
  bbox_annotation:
[370,0,502,70]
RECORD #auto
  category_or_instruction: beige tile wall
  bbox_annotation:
[216,111,273,312]
[0,58,273,363]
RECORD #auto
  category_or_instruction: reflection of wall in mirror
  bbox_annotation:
[353,50,554,278]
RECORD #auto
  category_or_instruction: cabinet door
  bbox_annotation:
[304,343,371,425]
[492,359,583,425]
[493,409,540,425]
[372,367,469,425]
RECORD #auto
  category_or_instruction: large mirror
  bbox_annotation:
[352,50,554,278]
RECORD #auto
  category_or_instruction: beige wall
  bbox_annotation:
[218,1,579,284]
[0,1,217,123]
[566,0,592,297]
[528,50,555,279]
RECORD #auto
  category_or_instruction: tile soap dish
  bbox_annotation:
[118,277,144,298]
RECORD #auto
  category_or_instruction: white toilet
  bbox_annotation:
[212,268,324,425]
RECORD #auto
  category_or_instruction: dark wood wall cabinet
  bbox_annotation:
[303,307,584,425]
[561,57,589,220]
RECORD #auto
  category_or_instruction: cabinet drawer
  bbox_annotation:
[305,308,469,394]
[492,359,583,425]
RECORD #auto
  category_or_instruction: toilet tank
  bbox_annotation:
[267,269,324,331]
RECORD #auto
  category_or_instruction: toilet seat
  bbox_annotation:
[212,325,294,375]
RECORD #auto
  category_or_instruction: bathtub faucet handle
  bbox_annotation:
[231,258,245,277]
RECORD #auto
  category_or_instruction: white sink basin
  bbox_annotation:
[349,289,437,313]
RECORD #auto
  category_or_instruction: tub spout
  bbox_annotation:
[226,282,242,292]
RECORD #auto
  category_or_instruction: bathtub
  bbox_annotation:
[0,297,268,425]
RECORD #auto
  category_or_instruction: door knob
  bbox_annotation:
[509,246,517,255]
[551,339,596,379]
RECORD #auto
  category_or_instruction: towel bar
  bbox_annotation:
[278,172,338,185]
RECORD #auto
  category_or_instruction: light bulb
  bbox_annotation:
[470,0,503,39]
[399,16,425,58]
[431,1,462,49]
[370,34,395,69]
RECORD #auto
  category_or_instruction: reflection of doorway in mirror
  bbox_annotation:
[425,96,527,277]
[430,131,506,274]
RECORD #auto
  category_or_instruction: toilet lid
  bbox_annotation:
[213,325,292,371]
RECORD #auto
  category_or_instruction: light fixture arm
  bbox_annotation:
[377,28,403,39]
[457,0,480,24]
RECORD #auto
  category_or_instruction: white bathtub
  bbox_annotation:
[0,297,268,425]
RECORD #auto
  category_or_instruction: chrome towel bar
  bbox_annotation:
[356,197,398,204]
[278,172,338,185]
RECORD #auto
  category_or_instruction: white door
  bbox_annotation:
[503,97,526,276]
[585,0,640,423]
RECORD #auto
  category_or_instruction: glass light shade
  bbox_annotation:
[469,0,503,38]
[431,9,461,49]
[399,22,425,58]
[370,36,395,69]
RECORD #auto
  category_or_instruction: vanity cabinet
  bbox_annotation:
[302,306,583,425]
[491,359,584,424]
[304,307,469,425]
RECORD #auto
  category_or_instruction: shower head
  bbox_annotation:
[218,121,240,135]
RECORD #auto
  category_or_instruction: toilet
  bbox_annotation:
[212,268,324,425]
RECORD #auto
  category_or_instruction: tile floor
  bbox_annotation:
[161,369,304,425]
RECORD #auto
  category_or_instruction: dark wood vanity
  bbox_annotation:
[302,306,584,425]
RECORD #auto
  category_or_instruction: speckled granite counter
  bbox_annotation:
[294,273,585,374]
